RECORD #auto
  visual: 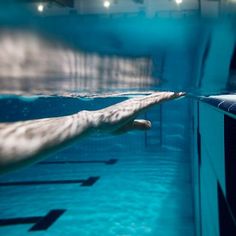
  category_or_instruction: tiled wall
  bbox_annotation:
[193,100,236,236]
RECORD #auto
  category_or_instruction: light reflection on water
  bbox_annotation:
[0,30,158,95]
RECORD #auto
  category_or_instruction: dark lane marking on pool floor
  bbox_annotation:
[0,176,100,187]
[39,158,118,165]
[0,209,66,232]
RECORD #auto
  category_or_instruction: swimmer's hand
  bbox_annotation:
[166,92,186,99]
[175,92,186,97]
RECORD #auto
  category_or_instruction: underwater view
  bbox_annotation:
[0,1,236,236]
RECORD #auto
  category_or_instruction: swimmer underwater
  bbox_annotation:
[0,91,185,174]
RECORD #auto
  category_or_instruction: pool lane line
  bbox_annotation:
[0,209,66,232]
[0,176,100,187]
[38,158,118,165]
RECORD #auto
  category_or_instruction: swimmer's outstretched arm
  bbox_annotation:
[0,92,185,174]
[92,91,185,132]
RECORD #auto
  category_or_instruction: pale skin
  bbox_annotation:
[0,92,185,174]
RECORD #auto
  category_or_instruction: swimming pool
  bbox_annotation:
[0,1,235,236]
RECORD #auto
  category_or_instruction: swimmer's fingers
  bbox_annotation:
[163,92,186,100]
[169,92,186,98]
[174,92,186,99]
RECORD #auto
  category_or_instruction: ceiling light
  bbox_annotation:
[37,4,44,12]
[176,0,182,4]
[104,1,111,8]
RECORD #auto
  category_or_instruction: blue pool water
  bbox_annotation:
[0,2,235,236]
[0,96,193,236]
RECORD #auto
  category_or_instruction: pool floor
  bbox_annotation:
[0,144,194,236]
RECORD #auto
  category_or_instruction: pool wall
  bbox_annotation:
[191,18,236,236]
[193,98,236,236]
